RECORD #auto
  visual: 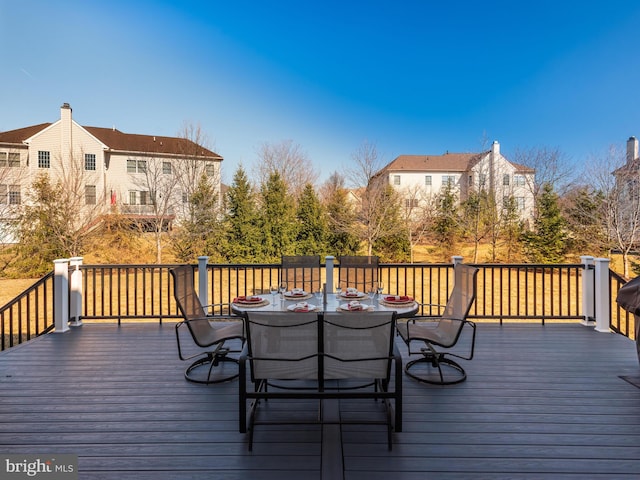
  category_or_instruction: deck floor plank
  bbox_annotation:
[1,322,640,479]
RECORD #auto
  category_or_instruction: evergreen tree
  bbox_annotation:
[372,185,411,262]
[295,183,329,255]
[522,183,568,263]
[322,173,360,256]
[432,183,460,260]
[562,186,608,258]
[500,195,525,262]
[223,166,262,262]
[172,173,225,262]
[259,172,297,262]
[15,174,84,275]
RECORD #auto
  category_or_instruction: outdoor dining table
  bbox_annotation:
[231,291,419,318]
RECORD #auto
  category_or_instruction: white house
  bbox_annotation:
[0,104,222,239]
[373,141,535,223]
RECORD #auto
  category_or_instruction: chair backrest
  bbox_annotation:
[281,255,322,292]
[245,311,319,380]
[170,265,211,346]
[338,255,379,291]
[434,263,478,347]
[323,311,396,380]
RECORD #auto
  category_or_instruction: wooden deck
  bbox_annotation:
[1,321,640,479]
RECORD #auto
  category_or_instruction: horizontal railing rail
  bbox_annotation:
[2,258,635,352]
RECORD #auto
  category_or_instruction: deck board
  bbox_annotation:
[1,322,640,479]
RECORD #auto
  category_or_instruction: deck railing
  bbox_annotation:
[0,271,55,350]
[0,256,635,352]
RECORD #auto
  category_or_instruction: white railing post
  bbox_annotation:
[69,256,83,327]
[580,256,595,326]
[53,258,70,333]
[594,257,611,333]
[451,255,463,266]
[325,256,335,293]
[198,256,209,308]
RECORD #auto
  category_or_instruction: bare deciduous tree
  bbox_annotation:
[174,122,222,222]
[587,144,640,277]
[512,146,573,199]
[348,141,404,256]
[255,140,317,198]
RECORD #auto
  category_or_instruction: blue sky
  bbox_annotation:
[2,0,640,184]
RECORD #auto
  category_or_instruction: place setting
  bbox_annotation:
[337,299,375,312]
[378,294,415,308]
[283,287,313,301]
[231,294,270,309]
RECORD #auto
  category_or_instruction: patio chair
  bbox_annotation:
[397,263,478,385]
[170,265,245,384]
[281,255,321,292]
[239,310,401,450]
[338,255,379,292]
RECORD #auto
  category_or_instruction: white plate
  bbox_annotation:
[234,296,264,304]
[287,303,317,312]
[339,303,371,312]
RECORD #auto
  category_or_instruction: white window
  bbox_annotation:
[38,151,50,168]
[405,198,419,208]
[0,152,20,167]
[443,175,456,186]
[162,162,172,174]
[85,154,96,171]
[127,159,147,173]
[503,174,510,186]
[129,191,138,205]
[516,196,525,210]
[8,185,21,205]
[425,175,432,186]
[0,184,19,204]
[85,185,96,205]
[205,162,216,177]
[514,175,526,186]
[393,175,401,185]
[479,174,487,187]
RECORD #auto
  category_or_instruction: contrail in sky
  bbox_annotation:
[20,68,34,78]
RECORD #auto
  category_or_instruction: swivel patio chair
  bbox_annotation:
[281,255,322,293]
[170,265,245,384]
[397,263,478,385]
[338,255,379,292]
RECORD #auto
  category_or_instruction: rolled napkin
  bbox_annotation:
[348,300,364,311]
[345,287,359,297]
[383,295,413,302]
[233,295,262,303]
[290,288,306,296]
[293,302,310,312]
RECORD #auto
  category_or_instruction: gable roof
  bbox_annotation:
[84,127,221,159]
[383,152,483,173]
[0,123,52,145]
[381,151,534,175]
[0,123,221,159]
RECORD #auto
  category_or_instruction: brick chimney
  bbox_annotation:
[627,136,638,162]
